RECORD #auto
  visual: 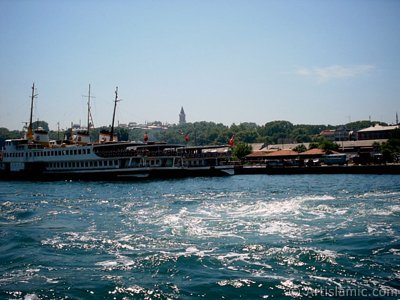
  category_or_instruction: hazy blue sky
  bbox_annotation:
[1,0,399,130]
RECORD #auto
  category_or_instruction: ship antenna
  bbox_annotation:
[83,84,95,137]
[27,83,38,141]
[110,86,122,142]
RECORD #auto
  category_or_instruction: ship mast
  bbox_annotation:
[87,84,91,136]
[110,86,121,142]
[27,83,38,141]
[83,84,95,140]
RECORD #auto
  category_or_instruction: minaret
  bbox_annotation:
[179,106,186,124]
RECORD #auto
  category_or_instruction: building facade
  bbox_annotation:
[357,124,399,140]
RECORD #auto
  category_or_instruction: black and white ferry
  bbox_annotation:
[0,85,233,180]
[0,138,233,180]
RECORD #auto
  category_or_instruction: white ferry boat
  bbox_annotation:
[0,85,233,180]
[0,139,233,180]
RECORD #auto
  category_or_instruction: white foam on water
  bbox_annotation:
[24,294,40,300]
[96,254,135,271]
[1,201,13,207]
[45,277,59,284]
[299,195,336,202]
[258,221,304,238]
[96,260,118,267]
[389,248,400,256]
[216,252,250,265]
[223,198,303,218]
[311,249,340,265]
[217,278,255,288]
[276,279,303,298]
[367,223,395,236]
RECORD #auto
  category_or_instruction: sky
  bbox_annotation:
[0,0,399,131]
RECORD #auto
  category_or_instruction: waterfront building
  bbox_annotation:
[319,126,352,142]
[357,124,399,140]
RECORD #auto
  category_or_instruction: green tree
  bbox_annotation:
[318,140,339,152]
[115,128,130,141]
[258,120,294,144]
[32,120,49,131]
[232,143,252,161]
[293,144,307,153]
[380,129,400,162]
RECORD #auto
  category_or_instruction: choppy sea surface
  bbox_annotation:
[0,175,400,299]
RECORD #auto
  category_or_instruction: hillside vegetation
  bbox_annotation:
[0,120,384,147]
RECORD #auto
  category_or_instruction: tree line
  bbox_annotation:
[0,119,386,148]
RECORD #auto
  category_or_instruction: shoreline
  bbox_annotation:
[234,164,400,175]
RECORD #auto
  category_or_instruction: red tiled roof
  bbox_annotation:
[246,150,273,157]
[265,149,299,157]
[299,148,326,156]
[299,148,339,156]
[320,130,335,136]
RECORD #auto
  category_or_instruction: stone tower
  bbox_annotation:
[179,107,186,124]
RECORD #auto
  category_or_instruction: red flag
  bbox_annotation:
[229,134,234,146]
[185,133,189,143]
[144,132,149,142]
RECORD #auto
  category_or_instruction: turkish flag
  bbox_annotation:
[229,134,234,146]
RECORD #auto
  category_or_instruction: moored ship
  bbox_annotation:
[0,84,233,180]
[0,139,233,180]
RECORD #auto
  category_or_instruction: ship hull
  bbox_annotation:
[0,165,233,181]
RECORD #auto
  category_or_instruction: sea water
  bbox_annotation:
[0,175,399,299]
